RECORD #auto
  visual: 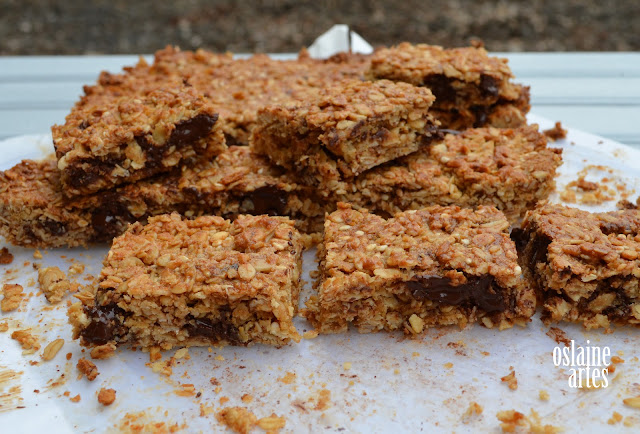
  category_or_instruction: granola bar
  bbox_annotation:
[0,147,325,248]
[250,79,440,180]
[68,213,303,350]
[303,203,535,333]
[366,42,530,129]
[309,125,562,225]
[513,203,640,329]
[53,73,226,196]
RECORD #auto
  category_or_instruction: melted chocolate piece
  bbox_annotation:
[424,74,456,103]
[65,157,123,189]
[510,227,527,252]
[185,316,240,344]
[168,113,218,147]
[41,219,66,236]
[471,105,490,127]
[81,302,126,345]
[479,74,499,98]
[407,275,506,313]
[528,233,551,271]
[247,186,288,216]
[78,120,90,130]
[90,193,134,242]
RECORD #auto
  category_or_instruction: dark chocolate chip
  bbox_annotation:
[528,233,551,272]
[424,74,456,103]
[81,302,126,346]
[78,120,90,130]
[246,186,288,216]
[90,193,134,242]
[168,113,218,147]
[479,74,500,98]
[184,315,241,345]
[407,275,506,313]
[471,105,490,127]
[41,219,66,236]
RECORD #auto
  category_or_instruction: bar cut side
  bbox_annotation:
[251,79,439,183]
[69,213,304,351]
[0,146,326,248]
[303,203,535,334]
[366,42,530,129]
[53,78,226,196]
[514,203,640,329]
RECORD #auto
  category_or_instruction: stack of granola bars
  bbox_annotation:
[3,41,637,353]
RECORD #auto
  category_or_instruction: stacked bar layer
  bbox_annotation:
[366,42,530,130]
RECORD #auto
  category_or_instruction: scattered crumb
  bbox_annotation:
[97,388,116,406]
[216,407,257,434]
[1,283,24,312]
[41,338,64,361]
[77,358,99,381]
[560,165,632,205]
[0,247,14,264]
[278,372,296,385]
[539,390,550,401]
[343,362,352,371]
[443,362,453,369]
[200,403,215,417]
[209,377,219,386]
[174,348,189,360]
[149,358,174,377]
[608,411,623,425]
[461,401,483,423]
[68,263,85,275]
[624,416,637,427]
[543,121,567,141]
[11,329,40,354]
[33,250,43,260]
[38,266,70,304]
[90,343,116,359]
[611,356,624,364]
[149,346,162,362]
[546,327,571,347]
[241,394,253,404]
[175,384,196,397]
[69,394,81,403]
[497,409,560,433]
[302,330,319,339]
[501,370,518,390]
[215,355,224,361]
[314,389,331,411]
[66,352,72,360]
[219,396,230,405]
[0,321,8,332]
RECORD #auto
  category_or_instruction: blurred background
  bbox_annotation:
[1,0,638,55]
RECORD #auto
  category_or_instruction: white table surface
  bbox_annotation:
[0,52,639,148]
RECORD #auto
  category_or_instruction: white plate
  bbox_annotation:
[1,115,640,433]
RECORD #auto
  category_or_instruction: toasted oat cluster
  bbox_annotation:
[314,125,563,225]
[53,75,226,196]
[251,79,439,181]
[69,213,304,350]
[303,203,535,334]
[514,203,640,329]
[0,147,325,248]
[366,42,530,129]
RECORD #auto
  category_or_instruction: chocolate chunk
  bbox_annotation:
[246,186,288,216]
[81,302,126,346]
[41,219,66,236]
[471,105,490,127]
[424,74,456,103]
[78,120,90,130]
[185,315,241,344]
[407,275,506,313]
[479,74,499,98]
[65,157,122,189]
[168,113,218,147]
[528,233,551,271]
[90,193,134,242]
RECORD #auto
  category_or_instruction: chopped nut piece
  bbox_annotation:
[216,407,257,434]
[501,370,518,390]
[38,266,70,303]
[1,283,24,312]
[42,339,64,361]
[97,388,116,406]
[0,247,14,264]
[77,358,99,381]
[90,343,116,359]
[408,314,425,334]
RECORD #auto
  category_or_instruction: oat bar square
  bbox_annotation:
[304,203,535,333]
[69,213,304,350]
